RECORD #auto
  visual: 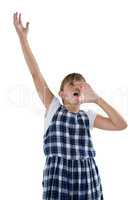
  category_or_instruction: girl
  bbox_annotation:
[13,12,127,200]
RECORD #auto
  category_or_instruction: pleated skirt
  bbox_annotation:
[42,155,104,200]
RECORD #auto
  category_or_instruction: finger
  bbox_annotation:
[13,13,16,24]
[13,12,17,24]
[15,12,18,22]
[19,13,22,25]
[81,82,90,90]
[13,12,18,25]
[86,82,92,88]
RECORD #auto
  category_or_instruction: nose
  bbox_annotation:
[74,84,82,90]
[75,86,80,91]
[73,87,81,94]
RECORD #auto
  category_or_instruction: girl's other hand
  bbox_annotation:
[13,12,29,40]
[77,82,99,104]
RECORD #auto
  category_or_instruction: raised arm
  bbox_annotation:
[13,12,54,110]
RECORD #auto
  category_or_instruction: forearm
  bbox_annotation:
[19,36,40,77]
[95,97,127,128]
[19,36,50,96]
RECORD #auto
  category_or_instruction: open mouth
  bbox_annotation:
[73,92,80,96]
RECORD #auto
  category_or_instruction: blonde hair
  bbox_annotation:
[59,72,86,92]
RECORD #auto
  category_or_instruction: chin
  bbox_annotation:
[65,96,80,106]
[72,100,81,106]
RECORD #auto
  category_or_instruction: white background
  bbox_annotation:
[0,0,132,199]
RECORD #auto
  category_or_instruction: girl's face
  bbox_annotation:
[59,79,85,106]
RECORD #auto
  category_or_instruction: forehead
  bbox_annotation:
[65,79,85,86]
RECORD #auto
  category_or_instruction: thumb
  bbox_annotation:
[26,22,29,31]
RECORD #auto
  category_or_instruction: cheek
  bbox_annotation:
[63,91,72,99]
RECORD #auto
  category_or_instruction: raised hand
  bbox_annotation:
[13,12,29,39]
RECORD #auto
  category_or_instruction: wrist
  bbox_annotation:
[94,95,102,104]
[19,35,28,43]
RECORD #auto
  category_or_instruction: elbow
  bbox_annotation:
[120,123,128,130]
[116,121,128,130]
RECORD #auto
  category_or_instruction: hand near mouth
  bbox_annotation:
[75,82,100,104]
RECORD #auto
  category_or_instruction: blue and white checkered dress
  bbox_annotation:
[42,97,104,199]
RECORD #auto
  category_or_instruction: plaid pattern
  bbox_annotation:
[42,104,104,199]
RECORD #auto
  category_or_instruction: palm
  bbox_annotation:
[13,12,29,38]
[76,82,99,103]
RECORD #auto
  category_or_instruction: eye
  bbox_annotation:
[69,82,73,86]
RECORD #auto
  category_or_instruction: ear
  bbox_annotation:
[58,91,64,98]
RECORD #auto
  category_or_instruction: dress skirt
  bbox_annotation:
[42,155,104,200]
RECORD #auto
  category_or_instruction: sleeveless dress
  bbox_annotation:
[42,96,104,200]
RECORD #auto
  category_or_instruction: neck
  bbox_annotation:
[63,102,80,113]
